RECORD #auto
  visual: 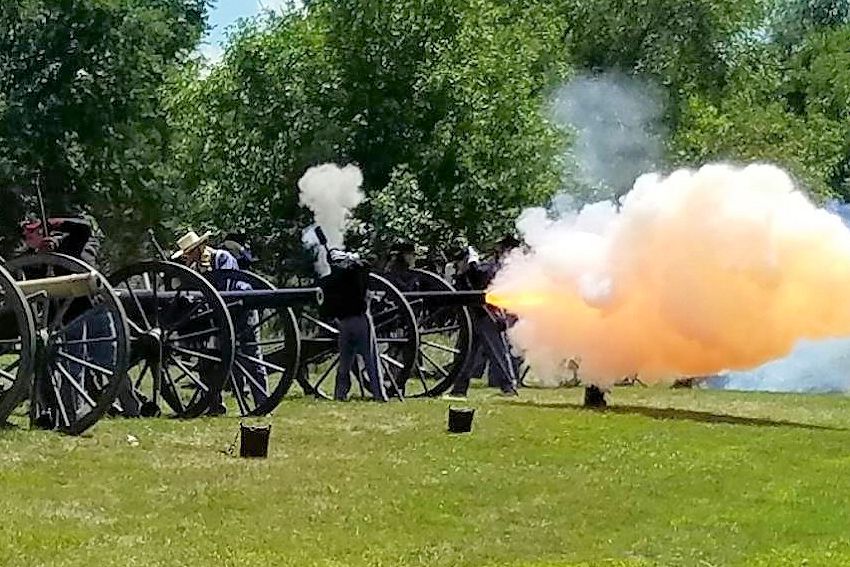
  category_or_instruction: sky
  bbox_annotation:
[199,0,289,64]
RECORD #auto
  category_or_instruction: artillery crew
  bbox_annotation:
[447,242,519,398]
[19,212,141,424]
[172,229,269,415]
[319,249,388,402]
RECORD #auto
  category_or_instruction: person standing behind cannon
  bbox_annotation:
[171,230,268,415]
[384,241,420,292]
[319,249,388,402]
[446,245,518,398]
[19,213,141,423]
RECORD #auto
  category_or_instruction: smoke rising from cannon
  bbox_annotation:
[488,163,850,386]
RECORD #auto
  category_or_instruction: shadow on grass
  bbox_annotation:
[502,400,846,431]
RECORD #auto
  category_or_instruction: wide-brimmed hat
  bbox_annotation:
[171,230,212,260]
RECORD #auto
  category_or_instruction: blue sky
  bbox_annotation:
[200,0,288,63]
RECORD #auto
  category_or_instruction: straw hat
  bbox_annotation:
[171,230,212,260]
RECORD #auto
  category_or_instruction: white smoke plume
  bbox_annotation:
[488,163,850,387]
[553,72,665,203]
[707,201,850,393]
[298,163,364,249]
[298,163,364,276]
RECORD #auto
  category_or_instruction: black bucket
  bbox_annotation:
[240,423,271,458]
[448,407,475,433]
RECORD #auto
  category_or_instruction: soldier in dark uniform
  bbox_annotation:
[384,241,419,291]
[446,245,518,398]
[20,213,141,424]
[319,249,388,402]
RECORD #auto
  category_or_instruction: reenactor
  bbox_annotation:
[19,212,141,424]
[171,229,269,415]
[445,244,518,398]
[318,249,388,402]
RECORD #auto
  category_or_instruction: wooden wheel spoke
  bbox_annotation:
[420,350,450,378]
[234,358,270,396]
[49,374,72,429]
[379,353,404,370]
[422,340,461,355]
[168,356,211,393]
[162,365,186,414]
[302,314,339,335]
[56,351,114,377]
[0,368,18,383]
[238,353,288,375]
[171,346,222,364]
[242,337,289,348]
[53,363,98,409]
[170,327,220,342]
[229,371,250,416]
[57,335,118,347]
[313,355,340,390]
[420,325,461,336]
[133,360,151,391]
[123,282,151,331]
[234,359,271,398]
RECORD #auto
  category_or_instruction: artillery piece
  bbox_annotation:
[0,253,130,435]
[108,262,322,418]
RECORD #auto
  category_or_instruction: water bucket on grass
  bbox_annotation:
[447,407,475,433]
[240,423,271,458]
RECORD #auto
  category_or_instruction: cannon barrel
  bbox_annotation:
[402,290,488,307]
[17,272,101,299]
[116,287,323,309]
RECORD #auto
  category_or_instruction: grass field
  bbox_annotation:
[2,386,850,566]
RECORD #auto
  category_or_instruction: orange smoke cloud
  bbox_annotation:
[489,164,850,385]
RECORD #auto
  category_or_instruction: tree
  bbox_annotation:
[166,0,570,274]
[0,0,207,258]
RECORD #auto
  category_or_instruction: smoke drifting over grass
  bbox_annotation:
[489,163,850,386]
[553,73,666,203]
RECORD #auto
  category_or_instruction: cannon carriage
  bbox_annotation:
[0,251,500,433]
[0,253,131,435]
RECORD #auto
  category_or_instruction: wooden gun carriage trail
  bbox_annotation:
[0,254,493,436]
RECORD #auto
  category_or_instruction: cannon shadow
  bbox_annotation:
[502,400,846,431]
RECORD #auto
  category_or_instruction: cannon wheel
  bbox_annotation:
[205,270,300,416]
[404,269,473,397]
[0,264,36,425]
[7,254,130,435]
[291,274,418,400]
[109,261,234,418]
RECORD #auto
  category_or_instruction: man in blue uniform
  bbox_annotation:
[447,244,518,398]
[172,230,268,415]
[319,249,388,402]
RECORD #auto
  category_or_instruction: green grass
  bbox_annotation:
[2,386,850,566]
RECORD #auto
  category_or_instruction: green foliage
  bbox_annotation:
[5,0,850,263]
[0,0,207,258]
[166,1,568,273]
[672,23,850,200]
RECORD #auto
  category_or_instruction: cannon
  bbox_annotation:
[108,262,322,418]
[0,254,131,435]
[247,269,481,401]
